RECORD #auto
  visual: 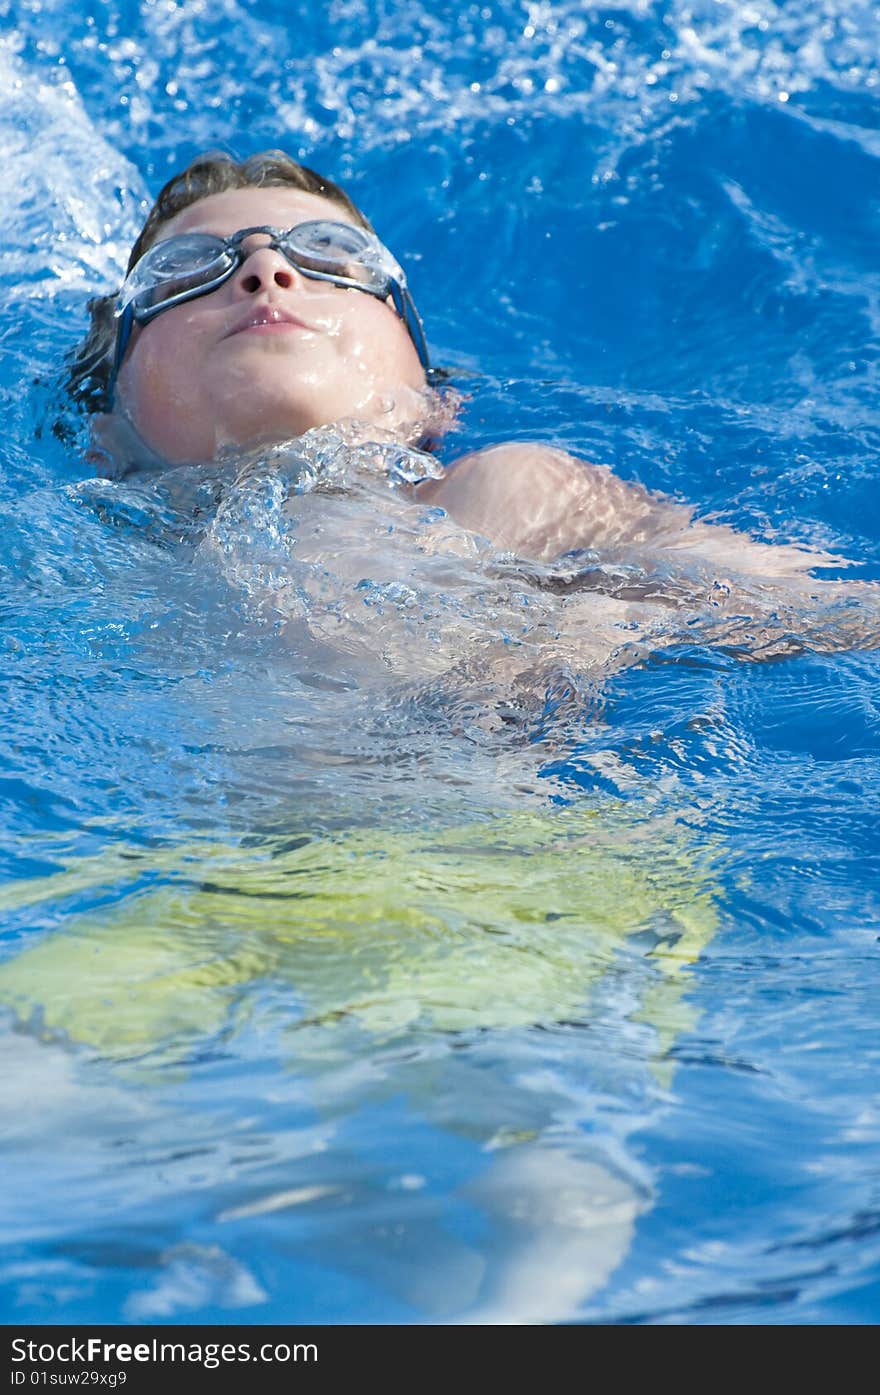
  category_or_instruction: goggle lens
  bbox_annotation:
[120,234,236,314]
[281,222,391,289]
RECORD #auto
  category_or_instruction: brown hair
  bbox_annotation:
[66,149,374,413]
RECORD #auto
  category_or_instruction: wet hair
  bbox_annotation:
[66,149,375,414]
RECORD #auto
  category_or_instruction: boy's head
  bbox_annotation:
[70,150,433,463]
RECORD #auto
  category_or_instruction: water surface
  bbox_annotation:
[0,0,879,1324]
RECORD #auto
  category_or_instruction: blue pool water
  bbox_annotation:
[1,0,879,1324]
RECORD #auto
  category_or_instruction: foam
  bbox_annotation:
[0,38,145,302]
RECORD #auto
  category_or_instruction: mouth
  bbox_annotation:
[225,303,315,338]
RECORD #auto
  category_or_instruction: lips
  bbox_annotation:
[225,302,315,338]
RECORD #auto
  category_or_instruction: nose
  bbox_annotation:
[234,238,301,295]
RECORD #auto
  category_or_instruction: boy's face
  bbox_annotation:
[112,186,428,462]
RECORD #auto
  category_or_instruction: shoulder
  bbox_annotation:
[415,440,840,579]
[416,441,667,560]
[422,441,603,496]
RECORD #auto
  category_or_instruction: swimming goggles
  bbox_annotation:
[111,219,431,383]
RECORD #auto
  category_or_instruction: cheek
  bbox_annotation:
[123,304,219,405]
[335,296,425,387]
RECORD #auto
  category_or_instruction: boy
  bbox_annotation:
[70,148,862,601]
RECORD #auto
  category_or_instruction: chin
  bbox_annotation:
[224,386,351,437]
[216,408,321,449]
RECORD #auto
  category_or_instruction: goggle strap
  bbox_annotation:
[109,303,135,407]
[394,283,431,373]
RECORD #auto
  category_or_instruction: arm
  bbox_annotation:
[415,443,879,666]
[418,442,843,579]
